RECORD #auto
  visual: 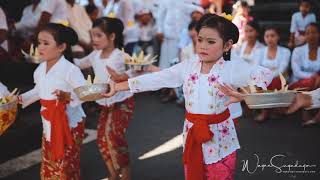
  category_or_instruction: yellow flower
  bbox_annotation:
[56,20,69,27]
[220,13,233,21]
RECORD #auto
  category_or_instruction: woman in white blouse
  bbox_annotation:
[255,27,291,122]
[231,20,264,65]
[103,14,273,180]
[289,23,320,126]
[19,23,87,179]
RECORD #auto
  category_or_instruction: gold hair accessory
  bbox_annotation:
[220,13,233,21]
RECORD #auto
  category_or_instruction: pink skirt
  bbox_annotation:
[184,151,237,180]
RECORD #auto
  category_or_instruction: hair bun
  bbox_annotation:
[61,26,79,46]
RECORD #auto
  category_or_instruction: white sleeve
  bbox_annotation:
[66,66,87,107]
[20,69,41,108]
[274,49,290,77]
[225,60,273,90]
[290,13,297,33]
[0,8,8,30]
[41,0,56,14]
[310,14,316,23]
[74,51,95,69]
[291,48,313,80]
[0,82,9,98]
[128,60,188,93]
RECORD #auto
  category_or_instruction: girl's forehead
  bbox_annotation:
[198,27,220,37]
[38,31,55,41]
[91,27,104,33]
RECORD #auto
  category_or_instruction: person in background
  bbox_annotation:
[254,26,291,122]
[232,1,252,50]
[288,0,316,49]
[66,0,93,57]
[231,20,264,66]
[135,8,157,56]
[14,0,42,40]
[289,23,320,126]
[0,6,9,62]
[38,0,69,29]
[85,3,101,22]
[178,7,204,60]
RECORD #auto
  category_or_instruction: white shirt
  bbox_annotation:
[128,56,273,164]
[0,8,8,51]
[290,12,316,37]
[21,56,87,141]
[156,1,201,39]
[15,4,42,39]
[291,44,320,83]
[67,3,92,52]
[75,48,133,106]
[103,0,135,27]
[258,46,291,78]
[231,41,265,66]
[40,0,69,24]
[139,23,157,42]
[0,82,9,98]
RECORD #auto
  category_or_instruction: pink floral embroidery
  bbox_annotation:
[188,73,199,84]
[208,74,220,86]
[221,125,230,137]
[216,90,225,98]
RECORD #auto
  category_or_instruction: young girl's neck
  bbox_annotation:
[101,46,115,59]
[201,58,220,74]
[247,39,256,47]
[46,57,60,73]
[268,44,277,51]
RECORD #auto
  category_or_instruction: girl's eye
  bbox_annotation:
[208,41,215,44]
[197,38,203,42]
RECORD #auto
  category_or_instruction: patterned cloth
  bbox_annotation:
[40,121,85,180]
[184,151,237,180]
[97,97,135,170]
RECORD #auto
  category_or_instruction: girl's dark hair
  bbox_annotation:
[40,23,78,62]
[196,13,239,60]
[300,0,312,6]
[264,26,280,35]
[93,17,124,49]
[306,22,320,32]
[247,20,261,34]
[188,20,198,31]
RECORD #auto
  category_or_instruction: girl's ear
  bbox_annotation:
[58,43,67,54]
[223,39,233,52]
[109,33,116,42]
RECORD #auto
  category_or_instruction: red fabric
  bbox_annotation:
[289,77,316,90]
[40,99,74,161]
[41,121,84,179]
[184,151,237,180]
[97,97,135,170]
[267,77,282,90]
[183,109,230,180]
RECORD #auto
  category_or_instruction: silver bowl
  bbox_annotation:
[74,83,109,102]
[244,91,297,109]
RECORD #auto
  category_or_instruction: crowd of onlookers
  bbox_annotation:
[0,0,320,125]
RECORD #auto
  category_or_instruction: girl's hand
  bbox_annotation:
[144,65,160,73]
[218,83,246,106]
[106,66,128,83]
[52,90,71,103]
[101,81,116,98]
[17,95,23,104]
[287,93,312,114]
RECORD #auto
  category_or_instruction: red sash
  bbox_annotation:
[40,99,74,161]
[183,109,230,180]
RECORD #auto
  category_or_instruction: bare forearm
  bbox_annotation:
[115,81,129,92]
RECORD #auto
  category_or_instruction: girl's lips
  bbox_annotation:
[199,52,208,56]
